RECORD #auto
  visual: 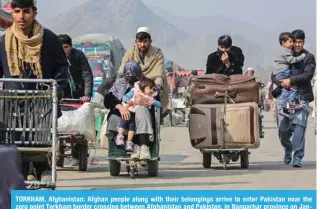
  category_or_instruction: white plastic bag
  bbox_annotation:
[91,92,105,109]
[58,102,96,141]
[99,115,108,149]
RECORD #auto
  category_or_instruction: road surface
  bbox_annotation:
[56,112,316,190]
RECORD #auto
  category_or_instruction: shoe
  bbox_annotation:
[115,135,125,146]
[27,174,36,181]
[284,150,292,165]
[293,157,302,168]
[125,141,134,152]
[130,145,141,159]
[140,145,151,160]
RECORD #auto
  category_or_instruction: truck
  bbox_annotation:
[72,33,126,79]
[0,0,13,35]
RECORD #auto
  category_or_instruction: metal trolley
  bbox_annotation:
[0,78,58,190]
[199,88,264,170]
[106,107,161,179]
[57,98,89,171]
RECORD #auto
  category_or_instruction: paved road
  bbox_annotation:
[56,112,316,190]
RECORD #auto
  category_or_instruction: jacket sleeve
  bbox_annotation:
[52,35,69,100]
[148,50,169,108]
[231,49,244,74]
[78,52,93,97]
[153,99,161,108]
[122,89,134,103]
[290,54,316,85]
[152,51,165,87]
[206,53,218,74]
[284,49,306,64]
[96,77,116,96]
[104,92,121,109]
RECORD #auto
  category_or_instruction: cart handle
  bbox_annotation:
[60,98,83,104]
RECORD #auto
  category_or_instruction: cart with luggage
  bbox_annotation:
[57,98,94,171]
[187,74,264,170]
[0,78,58,189]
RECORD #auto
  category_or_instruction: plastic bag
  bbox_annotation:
[58,102,96,141]
[91,92,105,109]
[99,115,108,149]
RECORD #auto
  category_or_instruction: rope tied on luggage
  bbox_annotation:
[220,83,230,148]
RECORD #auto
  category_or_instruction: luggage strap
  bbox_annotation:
[220,85,231,148]
[214,91,236,104]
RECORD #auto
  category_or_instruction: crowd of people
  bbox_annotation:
[0,0,315,205]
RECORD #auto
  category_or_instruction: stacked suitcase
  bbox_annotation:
[187,74,261,150]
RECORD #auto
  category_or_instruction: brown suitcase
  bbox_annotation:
[188,102,260,149]
[188,74,259,105]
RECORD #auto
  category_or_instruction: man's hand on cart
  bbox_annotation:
[80,96,90,103]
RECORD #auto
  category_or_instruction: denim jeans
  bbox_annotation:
[275,70,298,108]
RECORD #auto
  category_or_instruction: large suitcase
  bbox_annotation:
[188,74,259,105]
[188,102,260,149]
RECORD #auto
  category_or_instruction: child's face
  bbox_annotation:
[143,86,156,96]
[282,38,294,49]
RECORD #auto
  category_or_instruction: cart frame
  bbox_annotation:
[106,107,161,179]
[198,84,264,170]
[0,78,58,189]
[58,98,89,171]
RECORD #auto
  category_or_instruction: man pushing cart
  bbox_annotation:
[0,0,69,189]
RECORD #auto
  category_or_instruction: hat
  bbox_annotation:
[137,27,151,35]
[247,67,254,72]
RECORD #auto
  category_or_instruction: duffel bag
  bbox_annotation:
[187,73,259,105]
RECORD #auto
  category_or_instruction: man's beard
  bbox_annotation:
[139,47,148,54]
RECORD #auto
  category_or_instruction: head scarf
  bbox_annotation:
[109,61,143,101]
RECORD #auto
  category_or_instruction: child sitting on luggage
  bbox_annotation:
[272,32,306,117]
[115,77,161,159]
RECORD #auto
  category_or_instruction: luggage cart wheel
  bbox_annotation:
[129,164,137,179]
[240,150,249,169]
[202,153,212,168]
[126,164,130,173]
[147,160,159,177]
[40,170,55,190]
[222,154,228,170]
[78,140,88,171]
[109,160,121,176]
